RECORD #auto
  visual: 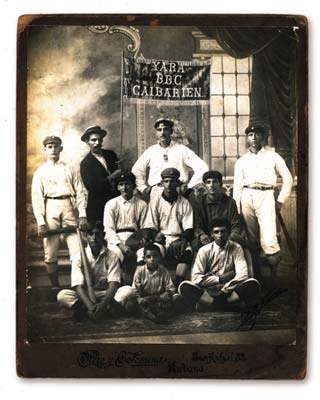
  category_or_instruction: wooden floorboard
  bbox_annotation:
[66,329,296,344]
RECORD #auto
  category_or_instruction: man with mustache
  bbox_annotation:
[132,118,208,199]
[80,125,122,224]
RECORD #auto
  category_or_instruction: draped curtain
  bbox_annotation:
[198,27,298,170]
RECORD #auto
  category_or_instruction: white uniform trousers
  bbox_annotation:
[43,198,80,264]
[240,188,280,255]
[57,286,135,308]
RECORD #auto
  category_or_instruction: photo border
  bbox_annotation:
[16,13,308,379]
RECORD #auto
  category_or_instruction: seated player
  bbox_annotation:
[115,244,176,323]
[57,221,123,322]
[103,172,148,284]
[143,168,194,289]
[178,217,260,312]
[191,170,242,250]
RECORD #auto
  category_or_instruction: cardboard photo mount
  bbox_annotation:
[16,14,308,379]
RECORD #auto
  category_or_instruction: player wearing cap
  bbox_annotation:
[191,170,242,251]
[31,135,88,291]
[144,167,194,289]
[103,172,148,284]
[80,125,122,224]
[233,125,293,281]
[131,117,208,198]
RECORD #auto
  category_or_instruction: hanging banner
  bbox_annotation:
[123,57,211,105]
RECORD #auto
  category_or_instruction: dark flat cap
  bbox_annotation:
[43,136,62,146]
[154,118,174,130]
[202,170,223,183]
[245,125,265,135]
[114,172,136,186]
[81,125,107,142]
[161,168,180,180]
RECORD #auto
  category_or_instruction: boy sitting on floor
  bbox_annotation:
[116,244,176,323]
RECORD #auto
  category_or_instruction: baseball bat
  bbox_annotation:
[27,226,76,238]
[276,210,296,259]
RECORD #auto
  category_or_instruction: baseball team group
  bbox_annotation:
[31,117,293,324]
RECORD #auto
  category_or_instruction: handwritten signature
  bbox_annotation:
[78,350,167,369]
[237,287,288,331]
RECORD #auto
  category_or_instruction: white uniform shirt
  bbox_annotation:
[144,194,193,247]
[71,246,121,289]
[31,160,87,226]
[233,147,293,211]
[132,142,208,192]
[103,195,148,245]
[192,241,248,294]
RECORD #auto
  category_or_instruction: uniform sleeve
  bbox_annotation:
[191,246,219,286]
[162,267,176,294]
[70,253,85,288]
[274,153,293,203]
[31,169,46,226]
[183,147,209,188]
[132,267,144,299]
[228,198,242,243]
[143,197,160,231]
[222,243,248,293]
[182,199,194,231]
[103,200,121,245]
[137,199,148,229]
[192,197,207,238]
[70,165,88,218]
[132,149,151,193]
[233,159,244,213]
[106,252,121,284]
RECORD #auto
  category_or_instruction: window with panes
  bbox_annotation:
[209,55,252,179]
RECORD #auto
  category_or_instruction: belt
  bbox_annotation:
[116,228,136,233]
[243,184,274,191]
[45,195,72,200]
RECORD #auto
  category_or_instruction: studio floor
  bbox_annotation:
[26,279,296,345]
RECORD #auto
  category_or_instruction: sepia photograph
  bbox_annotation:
[16,14,307,378]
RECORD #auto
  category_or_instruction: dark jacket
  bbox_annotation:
[80,149,119,223]
[192,190,242,244]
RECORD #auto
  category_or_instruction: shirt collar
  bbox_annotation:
[247,146,266,155]
[120,195,135,204]
[161,191,178,204]
[46,159,62,166]
[157,141,175,150]
[88,245,108,261]
[213,240,229,252]
[145,264,160,275]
